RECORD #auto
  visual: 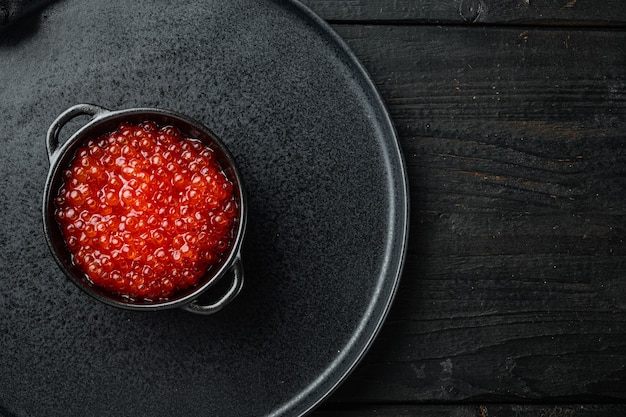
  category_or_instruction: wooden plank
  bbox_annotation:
[316,24,626,403]
[312,404,475,416]
[300,0,626,25]
[311,404,626,416]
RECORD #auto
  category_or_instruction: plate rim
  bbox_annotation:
[273,1,411,416]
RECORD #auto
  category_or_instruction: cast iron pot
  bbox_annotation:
[42,104,247,315]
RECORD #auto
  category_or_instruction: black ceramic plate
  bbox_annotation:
[0,1,408,416]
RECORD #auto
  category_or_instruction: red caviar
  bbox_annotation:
[54,121,237,300]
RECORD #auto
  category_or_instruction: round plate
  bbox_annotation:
[0,1,409,416]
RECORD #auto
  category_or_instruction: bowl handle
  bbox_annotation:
[46,103,110,161]
[181,256,244,315]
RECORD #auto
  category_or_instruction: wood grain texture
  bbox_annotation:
[300,0,626,25]
[312,404,626,416]
[314,24,626,404]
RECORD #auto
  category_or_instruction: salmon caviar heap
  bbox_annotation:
[54,121,238,301]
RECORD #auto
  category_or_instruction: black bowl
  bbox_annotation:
[42,104,247,314]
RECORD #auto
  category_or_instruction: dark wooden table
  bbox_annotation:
[296,1,626,416]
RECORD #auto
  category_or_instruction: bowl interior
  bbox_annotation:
[43,109,245,310]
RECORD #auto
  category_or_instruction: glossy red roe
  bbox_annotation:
[54,121,237,300]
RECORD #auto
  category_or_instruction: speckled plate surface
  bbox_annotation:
[0,1,408,416]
